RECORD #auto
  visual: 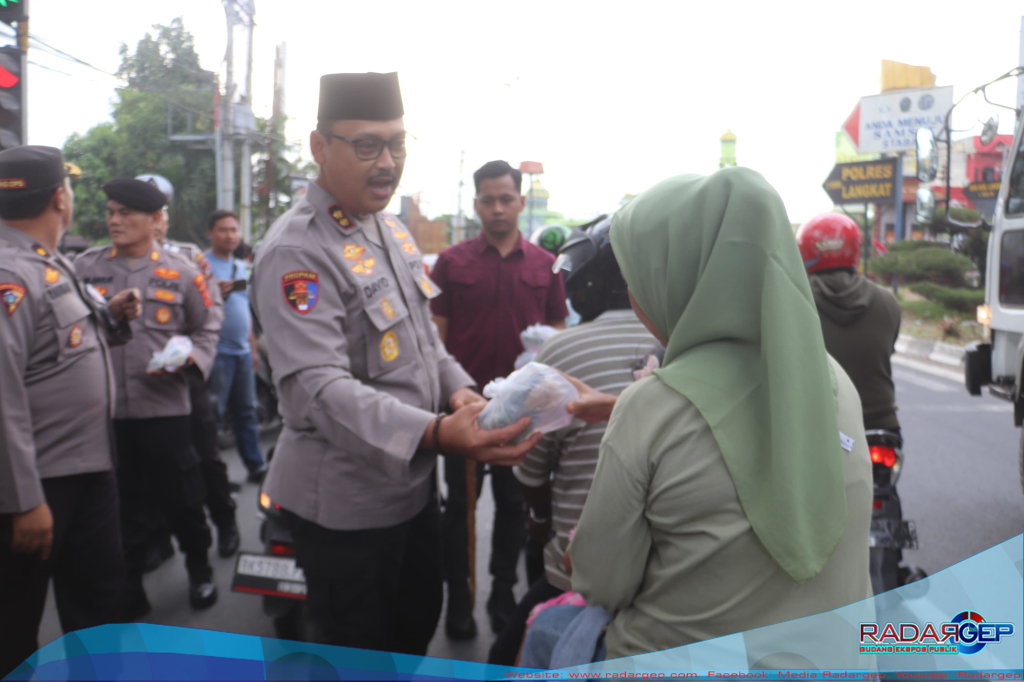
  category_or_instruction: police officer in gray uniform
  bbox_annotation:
[251,72,541,655]
[137,174,241,563]
[75,177,221,617]
[0,147,141,678]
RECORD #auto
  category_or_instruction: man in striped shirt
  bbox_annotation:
[488,216,662,665]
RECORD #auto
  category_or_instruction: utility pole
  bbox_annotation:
[237,0,255,242]
[220,0,236,212]
[265,43,285,231]
[455,150,465,244]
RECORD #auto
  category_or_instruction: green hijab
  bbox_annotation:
[610,168,846,584]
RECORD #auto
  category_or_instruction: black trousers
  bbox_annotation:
[443,455,526,588]
[114,417,212,587]
[187,367,236,528]
[286,494,444,656]
[487,575,564,665]
[0,471,127,679]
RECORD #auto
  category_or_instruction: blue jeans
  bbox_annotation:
[209,352,264,474]
[519,605,608,669]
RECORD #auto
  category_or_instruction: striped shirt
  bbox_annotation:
[513,309,661,591]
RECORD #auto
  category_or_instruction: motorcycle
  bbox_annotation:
[866,430,927,594]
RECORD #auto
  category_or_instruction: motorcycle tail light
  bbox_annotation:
[270,542,296,557]
[259,491,281,513]
[869,445,897,468]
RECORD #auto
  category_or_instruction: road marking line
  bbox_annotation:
[892,355,964,384]
[894,368,955,392]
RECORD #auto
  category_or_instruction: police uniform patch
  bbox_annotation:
[381,330,399,362]
[343,244,366,261]
[149,250,160,262]
[193,274,213,308]
[328,204,356,232]
[0,282,26,316]
[384,218,397,229]
[282,271,319,314]
[44,266,59,284]
[108,248,118,258]
[90,285,109,299]
[68,324,83,348]
[418,276,437,297]
[154,289,176,302]
[381,299,397,320]
[154,268,180,281]
[393,231,408,239]
[34,246,47,256]
[351,258,375,276]
[401,242,417,256]
[156,307,171,324]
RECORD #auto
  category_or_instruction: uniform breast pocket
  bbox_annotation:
[50,294,99,361]
[143,286,185,331]
[520,268,550,312]
[363,295,416,379]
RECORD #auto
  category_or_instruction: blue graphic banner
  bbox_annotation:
[6,534,1021,681]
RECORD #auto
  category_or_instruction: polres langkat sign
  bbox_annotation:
[843,86,953,154]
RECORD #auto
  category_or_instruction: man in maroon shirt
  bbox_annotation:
[430,160,567,639]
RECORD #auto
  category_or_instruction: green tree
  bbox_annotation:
[63,19,218,245]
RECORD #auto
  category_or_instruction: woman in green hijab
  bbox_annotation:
[524,168,873,664]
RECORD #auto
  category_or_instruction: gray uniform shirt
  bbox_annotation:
[0,224,128,514]
[74,243,219,419]
[251,182,474,531]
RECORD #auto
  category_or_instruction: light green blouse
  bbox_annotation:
[569,356,873,660]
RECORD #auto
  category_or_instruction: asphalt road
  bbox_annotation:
[35,358,1024,663]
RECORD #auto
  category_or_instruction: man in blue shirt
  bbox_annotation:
[205,210,267,482]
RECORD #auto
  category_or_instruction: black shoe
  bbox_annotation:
[218,523,240,558]
[189,579,218,609]
[486,582,517,634]
[247,464,268,483]
[126,590,152,621]
[142,538,175,574]
[445,581,477,640]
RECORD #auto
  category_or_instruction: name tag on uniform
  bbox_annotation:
[840,432,855,452]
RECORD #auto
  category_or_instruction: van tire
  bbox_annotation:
[1019,428,1024,499]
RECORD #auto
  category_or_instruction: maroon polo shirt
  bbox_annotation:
[430,233,569,389]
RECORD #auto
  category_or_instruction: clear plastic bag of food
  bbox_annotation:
[148,335,193,373]
[478,362,579,443]
[513,324,561,370]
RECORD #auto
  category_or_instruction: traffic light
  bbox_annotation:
[0,0,26,26]
[0,46,23,149]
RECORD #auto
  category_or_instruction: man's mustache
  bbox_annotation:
[368,172,397,184]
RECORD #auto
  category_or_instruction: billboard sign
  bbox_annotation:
[823,159,899,205]
[843,86,954,154]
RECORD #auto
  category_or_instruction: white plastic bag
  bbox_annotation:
[478,362,579,443]
[148,335,193,373]
[513,324,561,370]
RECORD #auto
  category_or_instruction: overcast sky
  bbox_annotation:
[18,1,1024,224]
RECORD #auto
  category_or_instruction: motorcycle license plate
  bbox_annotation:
[231,552,307,600]
[869,519,919,550]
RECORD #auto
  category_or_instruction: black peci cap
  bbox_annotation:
[0,145,74,192]
[317,72,404,124]
[102,177,169,212]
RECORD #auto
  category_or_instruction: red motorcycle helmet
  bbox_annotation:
[796,212,863,274]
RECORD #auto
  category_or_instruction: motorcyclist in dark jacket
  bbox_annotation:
[797,213,902,433]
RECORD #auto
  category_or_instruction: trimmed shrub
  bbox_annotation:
[869,245,976,287]
[886,240,948,253]
[908,282,985,313]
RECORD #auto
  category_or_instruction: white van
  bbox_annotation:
[962,110,1024,492]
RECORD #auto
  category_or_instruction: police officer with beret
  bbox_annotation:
[251,72,542,655]
[0,147,141,678]
[74,177,221,616]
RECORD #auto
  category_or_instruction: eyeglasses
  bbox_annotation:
[319,131,413,161]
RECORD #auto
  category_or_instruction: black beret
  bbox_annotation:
[0,145,70,192]
[318,72,404,123]
[102,177,168,212]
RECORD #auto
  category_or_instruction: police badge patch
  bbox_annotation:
[282,270,320,314]
[0,282,26,316]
